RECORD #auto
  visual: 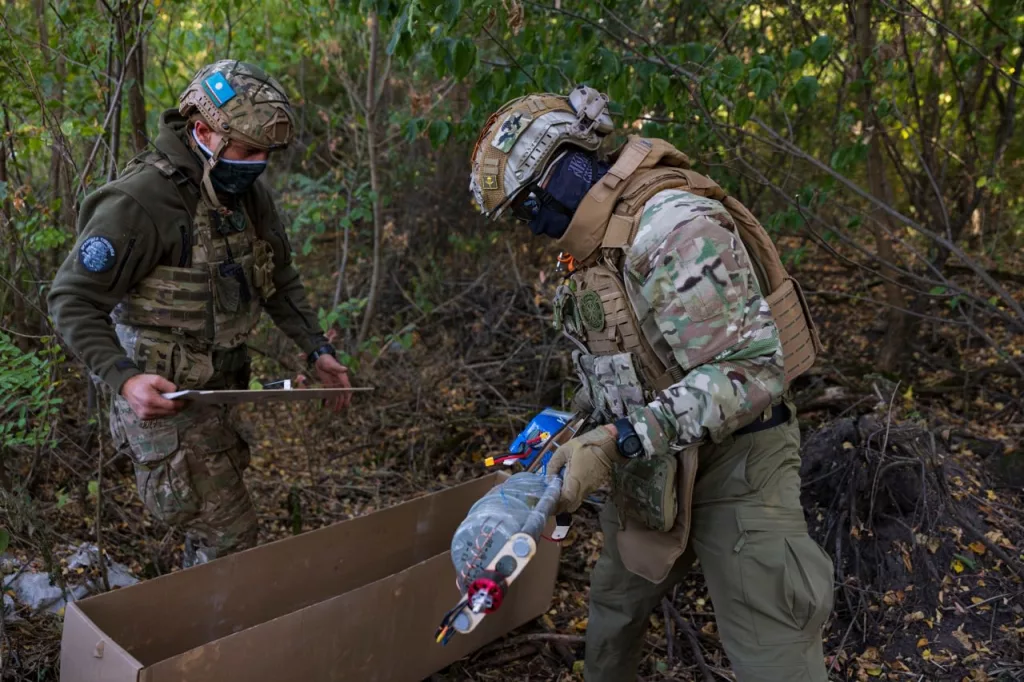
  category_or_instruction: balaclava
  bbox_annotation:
[522,149,610,239]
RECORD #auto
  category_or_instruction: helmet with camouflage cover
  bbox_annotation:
[179,60,296,209]
[469,84,614,221]
[179,59,296,152]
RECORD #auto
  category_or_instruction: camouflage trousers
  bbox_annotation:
[110,397,258,568]
[585,416,834,682]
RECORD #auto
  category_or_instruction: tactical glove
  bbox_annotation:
[546,426,626,513]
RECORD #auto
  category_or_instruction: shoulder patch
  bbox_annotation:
[78,236,117,273]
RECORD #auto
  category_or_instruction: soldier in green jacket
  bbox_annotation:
[48,60,352,568]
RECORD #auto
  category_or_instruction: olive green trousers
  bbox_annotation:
[585,417,834,681]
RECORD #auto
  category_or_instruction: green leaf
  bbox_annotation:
[597,47,620,78]
[954,553,977,570]
[734,97,755,125]
[929,286,947,296]
[791,75,819,107]
[682,42,705,64]
[748,67,777,100]
[453,38,476,80]
[810,35,833,63]
[88,480,99,500]
[0,528,9,554]
[385,3,410,56]
[787,49,807,70]
[436,0,460,24]
[651,73,670,98]
[428,120,450,147]
[876,97,893,119]
[431,38,452,77]
[720,55,744,80]
[975,176,988,189]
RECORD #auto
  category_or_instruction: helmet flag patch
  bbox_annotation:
[490,111,533,153]
[202,72,237,107]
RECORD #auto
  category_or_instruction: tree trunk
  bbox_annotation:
[0,106,13,327]
[107,13,124,181]
[854,0,911,373]
[356,11,382,350]
[126,1,148,154]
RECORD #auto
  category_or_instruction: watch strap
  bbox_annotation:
[307,343,336,367]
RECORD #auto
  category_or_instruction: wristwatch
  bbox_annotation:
[307,343,336,368]
[613,418,644,459]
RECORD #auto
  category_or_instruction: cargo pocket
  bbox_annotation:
[108,404,129,455]
[736,509,834,646]
[114,401,201,525]
[136,450,201,526]
[114,397,181,466]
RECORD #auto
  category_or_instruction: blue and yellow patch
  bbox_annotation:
[202,72,237,107]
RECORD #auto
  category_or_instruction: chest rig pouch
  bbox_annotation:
[556,258,680,534]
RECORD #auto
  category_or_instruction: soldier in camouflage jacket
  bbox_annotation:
[469,86,834,681]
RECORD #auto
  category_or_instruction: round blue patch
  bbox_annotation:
[78,236,117,273]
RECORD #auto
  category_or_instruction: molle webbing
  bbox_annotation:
[193,228,252,264]
[577,264,667,388]
[561,135,823,389]
[596,166,823,386]
[117,265,209,332]
[116,147,268,353]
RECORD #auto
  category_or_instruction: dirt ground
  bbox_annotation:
[2,234,1022,681]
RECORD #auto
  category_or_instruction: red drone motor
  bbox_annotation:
[467,570,507,614]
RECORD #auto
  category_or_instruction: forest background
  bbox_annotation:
[1,0,1022,680]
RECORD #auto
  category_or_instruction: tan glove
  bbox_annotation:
[545,426,626,513]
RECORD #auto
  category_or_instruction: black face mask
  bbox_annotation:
[509,150,609,240]
[193,129,268,194]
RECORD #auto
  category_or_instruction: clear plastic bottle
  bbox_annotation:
[450,472,559,592]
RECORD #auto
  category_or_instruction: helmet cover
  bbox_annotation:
[469,84,614,220]
[179,59,295,151]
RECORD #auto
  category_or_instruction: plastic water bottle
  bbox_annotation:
[449,472,555,592]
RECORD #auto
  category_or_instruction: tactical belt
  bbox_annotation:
[734,402,790,436]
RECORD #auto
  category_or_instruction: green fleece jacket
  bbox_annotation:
[47,109,328,394]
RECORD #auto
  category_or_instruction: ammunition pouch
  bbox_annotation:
[611,452,678,533]
[213,261,253,314]
[251,238,277,300]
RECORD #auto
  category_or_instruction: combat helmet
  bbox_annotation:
[178,60,296,208]
[469,85,614,221]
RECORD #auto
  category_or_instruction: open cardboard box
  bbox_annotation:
[61,471,561,682]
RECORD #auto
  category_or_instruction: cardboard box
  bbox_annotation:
[61,471,561,681]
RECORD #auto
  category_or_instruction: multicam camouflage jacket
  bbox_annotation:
[557,188,786,458]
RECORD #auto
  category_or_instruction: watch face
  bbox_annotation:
[622,434,643,458]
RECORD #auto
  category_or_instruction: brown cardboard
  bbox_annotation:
[61,471,560,682]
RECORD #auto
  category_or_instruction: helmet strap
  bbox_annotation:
[196,132,231,214]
